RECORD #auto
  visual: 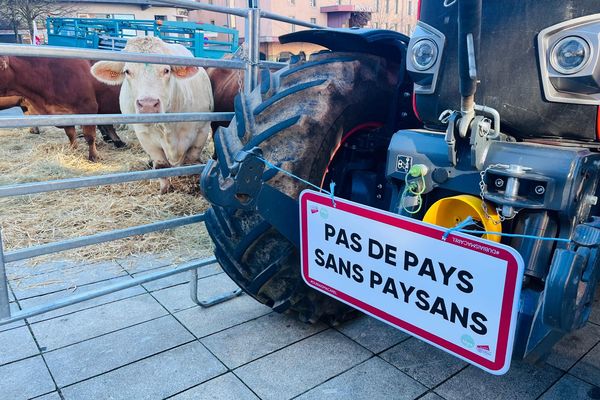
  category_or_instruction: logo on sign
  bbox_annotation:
[396,155,413,173]
[461,334,475,349]
[477,344,492,356]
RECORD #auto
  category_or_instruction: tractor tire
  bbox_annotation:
[205,51,401,323]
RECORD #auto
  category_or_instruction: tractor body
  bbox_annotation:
[201,0,600,365]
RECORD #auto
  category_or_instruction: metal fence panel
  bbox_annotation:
[0,0,320,326]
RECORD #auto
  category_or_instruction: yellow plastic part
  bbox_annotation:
[423,195,502,242]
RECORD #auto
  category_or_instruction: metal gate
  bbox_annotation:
[0,0,323,326]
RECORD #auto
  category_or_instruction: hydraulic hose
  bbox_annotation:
[457,0,482,136]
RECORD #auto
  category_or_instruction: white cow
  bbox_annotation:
[91,36,214,193]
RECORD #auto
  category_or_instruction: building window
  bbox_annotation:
[310,17,316,24]
[290,0,295,4]
[208,0,213,4]
[210,19,215,25]
[291,17,296,32]
[407,24,412,34]
[375,0,379,12]
[154,15,166,21]
[385,0,389,13]
[408,0,413,15]
[373,22,379,28]
[310,0,316,6]
[390,23,397,31]
[395,0,399,14]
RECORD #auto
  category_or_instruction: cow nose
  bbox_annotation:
[136,97,161,113]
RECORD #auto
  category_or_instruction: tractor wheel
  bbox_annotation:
[205,51,401,323]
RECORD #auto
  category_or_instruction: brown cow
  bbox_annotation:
[206,67,241,135]
[0,56,125,161]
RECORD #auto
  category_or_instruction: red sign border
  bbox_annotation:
[300,190,523,374]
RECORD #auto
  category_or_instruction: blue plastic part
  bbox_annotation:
[46,17,239,58]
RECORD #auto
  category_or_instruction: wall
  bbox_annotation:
[188,0,418,60]
[69,3,189,21]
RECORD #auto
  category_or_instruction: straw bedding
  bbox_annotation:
[0,125,215,266]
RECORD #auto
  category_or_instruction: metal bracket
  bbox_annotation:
[202,148,301,247]
[188,268,243,308]
[200,147,266,210]
[444,111,460,166]
[543,219,600,331]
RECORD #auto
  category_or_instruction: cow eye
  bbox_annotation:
[163,68,170,75]
[123,69,130,75]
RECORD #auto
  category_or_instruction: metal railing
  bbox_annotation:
[0,0,319,326]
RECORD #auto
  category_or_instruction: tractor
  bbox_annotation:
[201,0,600,364]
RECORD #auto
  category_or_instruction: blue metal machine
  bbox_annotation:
[46,17,239,58]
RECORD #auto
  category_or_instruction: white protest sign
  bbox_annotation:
[300,190,524,375]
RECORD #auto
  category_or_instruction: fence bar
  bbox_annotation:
[189,267,242,307]
[0,164,205,198]
[260,11,324,29]
[0,256,217,325]
[0,231,10,319]
[0,44,246,68]
[4,214,205,263]
[0,112,234,128]
[260,60,287,69]
[245,7,261,92]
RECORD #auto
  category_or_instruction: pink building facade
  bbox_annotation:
[190,0,417,61]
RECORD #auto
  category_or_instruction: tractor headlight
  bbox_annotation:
[411,39,438,71]
[550,36,591,75]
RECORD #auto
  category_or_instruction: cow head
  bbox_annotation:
[90,37,199,114]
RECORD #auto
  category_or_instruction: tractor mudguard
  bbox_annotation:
[279,28,409,62]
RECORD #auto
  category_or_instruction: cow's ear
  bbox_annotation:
[172,65,199,79]
[91,61,125,85]
[0,56,9,71]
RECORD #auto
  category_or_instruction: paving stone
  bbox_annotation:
[336,314,410,353]
[235,329,372,400]
[540,374,600,400]
[547,323,600,370]
[61,341,226,400]
[32,392,62,400]
[170,373,259,400]
[44,315,194,386]
[202,312,326,368]
[20,275,146,323]
[297,357,426,400]
[0,355,55,400]
[175,295,270,338]
[380,338,467,388]
[570,342,600,387]
[6,260,74,279]
[0,326,39,365]
[116,253,178,274]
[11,261,127,299]
[136,262,222,292]
[31,294,167,351]
[419,393,446,400]
[591,289,600,325]
[0,302,25,332]
[152,272,238,313]
[434,361,562,400]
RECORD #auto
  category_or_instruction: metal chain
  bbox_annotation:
[234,41,262,96]
[234,42,246,95]
[479,163,516,224]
